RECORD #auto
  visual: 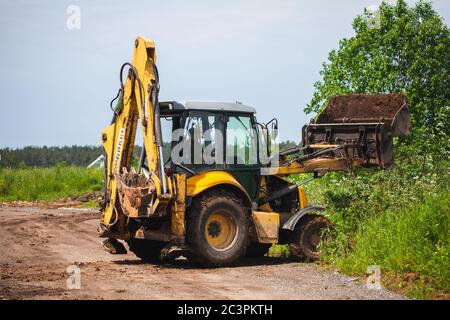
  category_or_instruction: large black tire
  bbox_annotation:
[245,243,271,258]
[186,189,250,266]
[127,238,166,262]
[289,214,331,261]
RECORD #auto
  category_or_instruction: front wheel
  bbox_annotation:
[289,214,331,261]
[186,190,249,266]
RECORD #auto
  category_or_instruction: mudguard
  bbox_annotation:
[282,205,325,231]
[186,171,252,203]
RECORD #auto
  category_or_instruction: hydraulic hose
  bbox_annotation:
[150,63,167,194]
[119,62,145,123]
[112,62,167,195]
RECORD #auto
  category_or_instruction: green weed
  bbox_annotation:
[0,164,102,202]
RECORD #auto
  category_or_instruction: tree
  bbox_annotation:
[305,0,449,155]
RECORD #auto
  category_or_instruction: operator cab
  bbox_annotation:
[157,100,276,199]
[159,100,259,169]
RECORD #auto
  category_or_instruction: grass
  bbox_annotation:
[82,199,101,208]
[0,164,103,202]
[268,244,290,258]
[337,192,449,298]
[294,146,450,299]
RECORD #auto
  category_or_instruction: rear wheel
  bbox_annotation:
[289,214,331,261]
[187,190,249,266]
[128,238,166,262]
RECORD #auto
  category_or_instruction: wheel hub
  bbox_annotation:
[207,221,222,238]
[205,211,238,251]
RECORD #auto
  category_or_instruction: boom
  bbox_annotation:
[99,37,170,238]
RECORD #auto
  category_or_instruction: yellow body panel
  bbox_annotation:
[251,211,280,243]
[171,173,186,243]
[186,170,251,200]
[298,186,308,209]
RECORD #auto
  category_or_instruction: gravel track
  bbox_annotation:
[0,206,405,300]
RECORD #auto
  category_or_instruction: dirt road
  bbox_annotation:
[0,206,405,300]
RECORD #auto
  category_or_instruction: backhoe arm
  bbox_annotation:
[100,37,167,237]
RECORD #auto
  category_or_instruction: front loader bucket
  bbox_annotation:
[316,94,410,136]
[302,93,410,169]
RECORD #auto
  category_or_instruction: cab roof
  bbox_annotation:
[159,100,256,114]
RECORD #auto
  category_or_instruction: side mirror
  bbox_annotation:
[268,118,278,141]
[271,121,278,131]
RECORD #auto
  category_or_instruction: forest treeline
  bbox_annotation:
[0,146,104,168]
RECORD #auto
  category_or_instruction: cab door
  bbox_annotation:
[224,113,261,200]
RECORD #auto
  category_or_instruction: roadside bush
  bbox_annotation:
[338,192,449,298]
[296,145,449,298]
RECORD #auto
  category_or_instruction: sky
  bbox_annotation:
[0,0,449,148]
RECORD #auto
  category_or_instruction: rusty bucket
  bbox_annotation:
[116,168,156,217]
[315,93,410,137]
[302,93,411,169]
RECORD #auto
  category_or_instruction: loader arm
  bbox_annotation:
[100,37,168,237]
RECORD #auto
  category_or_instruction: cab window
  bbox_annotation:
[183,113,220,165]
[226,115,257,165]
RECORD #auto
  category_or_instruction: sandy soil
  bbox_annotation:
[0,206,405,300]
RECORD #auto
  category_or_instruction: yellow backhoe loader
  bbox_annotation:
[98,36,410,265]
